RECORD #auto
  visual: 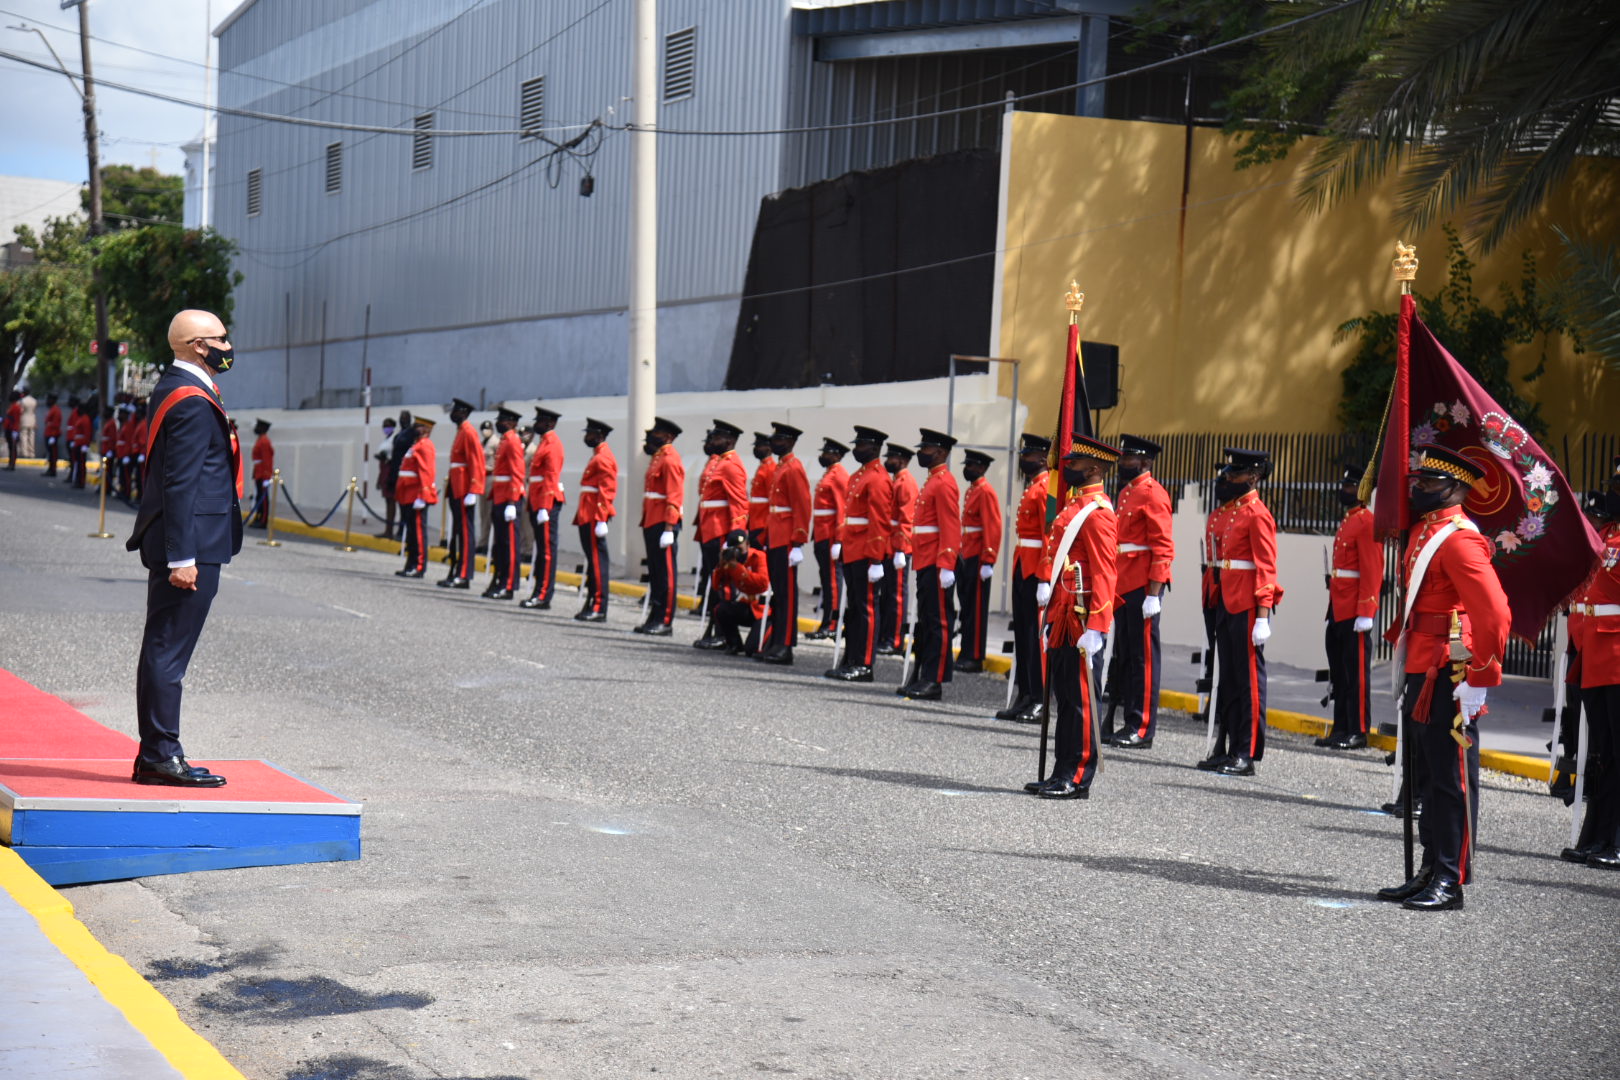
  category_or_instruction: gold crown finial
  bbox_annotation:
[1063,280,1085,313]
[1393,241,1419,282]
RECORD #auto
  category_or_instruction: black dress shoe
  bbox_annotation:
[1313,734,1337,748]
[1375,867,1433,902]
[574,610,606,622]
[903,681,943,701]
[435,576,457,588]
[1327,733,1368,750]
[1402,877,1464,911]
[395,569,425,578]
[487,588,514,600]
[1023,779,1045,794]
[1560,843,1601,864]
[824,665,874,682]
[132,757,227,788]
[1379,799,1424,819]
[804,627,835,641]
[995,696,1032,722]
[632,622,651,634]
[451,579,472,590]
[1035,778,1089,800]
[643,623,672,637]
[1112,733,1153,749]
[874,643,899,657]
[519,596,549,609]
[1216,756,1255,777]
[1588,849,1620,871]
[758,647,794,665]
[1013,702,1046,725]
[693,636,729,650]
[1196,754,1232,772]
[953,658,983,674]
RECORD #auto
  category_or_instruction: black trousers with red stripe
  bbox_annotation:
[489,503,521,590]
[450,497,477,579]
[1214,605,1267,761]
[400,503,427,573]
[1049,641,1101,789]
[527,510,559,602]
[1404,671,1480,884]
[840,559,878,667]
[912,566,956,685]
[696,536,723,609]
[1114,587,1162,740]
[765,545,799,650]
[1575,684,1620,853]
[955,557,991,661]
[1325,614,1373,737]
[878,560,910,649]
[1012,568,1043,702]
[813,539,841,630]
[578,524,610,614]
[642,524,679,627]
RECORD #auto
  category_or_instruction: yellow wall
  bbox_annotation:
[997,113,1620,442]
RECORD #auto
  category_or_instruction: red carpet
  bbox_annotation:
[0,670,138,758]
[0,759,349,806]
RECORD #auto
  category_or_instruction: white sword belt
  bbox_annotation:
[1214,559,1255,570]
[750,496,769,503]
[644,492,667,499]
[396,470,418,477]
[579,485,600,492]
[1117,542,1150,552]
[1571,603,1620,616]
[493,475,512,482]
[450,462,466,468]
[770,505,792,513]
[813,508,836,516]
[1017,538,1043,548]
[1332,568,1361,578]
[699,499,730,508]
[845,516,870,525]
[963,526,983,533]
[915,525,940,534]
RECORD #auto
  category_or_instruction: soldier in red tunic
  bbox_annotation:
[823,426,893,683]
[955,449,1003,674]
[394,415,439,578]
[439,398,486,588]
[996,434,1054,723]
[878,442,919,655]
[42,393,62,476]
[691,419,749,625]
[1320,464,1383,749]
[636,417,685,635]
[1375,444,1511,911]
[1199,448,1284,777]
[746,432,775,548]
[1105,435,1175,748]
[697,530,772,656]
[1563,457,1620,870]
[1027,435,1119,799]
[482,407,527,600]
[759,422,812,664]
[899,429,962,701]
[806,438,851,641]
[520,406,565,610]
[572,418,618,622]
[248,419,275,527]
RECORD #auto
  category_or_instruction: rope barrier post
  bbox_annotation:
[260,468,283,547]
[87,455,114,539]
[336,477,358,552]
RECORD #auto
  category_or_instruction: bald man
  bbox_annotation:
[125,310,241,787]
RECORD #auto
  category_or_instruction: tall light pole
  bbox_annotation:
[625,0,657,561]
[62,0,111,434]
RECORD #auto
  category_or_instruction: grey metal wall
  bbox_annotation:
[213,0,793,408]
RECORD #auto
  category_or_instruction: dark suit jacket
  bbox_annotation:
[126,368,244,571]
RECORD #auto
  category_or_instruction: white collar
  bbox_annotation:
[170,357,217,391]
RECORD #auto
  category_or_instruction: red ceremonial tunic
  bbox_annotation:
[1114,471,1173,596]
[712,547,771,620]
[100,417,117,455]
[251,434,274,481]
[44,404,62,438]
[1397,506,1511,687]
[573,442,618,526]
[1329,504,1382,621]
[491,430,525,503]
[132,417,148,457]
[526,430,565,512]
[640,443,685,528]
[1570,521,1620,688]
[748,458,776,535]
[911,464,961,571]
[812,462,850,543]
[889,469,919,556]
[395,437,438,505]
[448,420,486,499]
[1040,484,1119,646]
[1205,490,1284,614]
[69,410,89,448]
[1013,470,1050,578]
[116,417,137,458]
[766,453,812,548]
[961,476,1003,565]
[2,402,18,433]
[696,451,748,542]
[839,459,893,564]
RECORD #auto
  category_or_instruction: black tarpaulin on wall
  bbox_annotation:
[725,150,998,390]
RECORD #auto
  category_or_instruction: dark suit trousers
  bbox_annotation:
[135,564,221,763]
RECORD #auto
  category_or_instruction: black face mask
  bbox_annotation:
[852,444,879,465]
[819,454,838,469]
[1117,459,1145,482]
[206,344,234,373]
[963,466,984,483]
[1603,488,1620,518]
[1409,482,1456,519]
[1214,478,1250,505]
[1019,457,1045,478]
[1337,488,1361,507]
[1061,466,1090,490]
[885,459,903,475]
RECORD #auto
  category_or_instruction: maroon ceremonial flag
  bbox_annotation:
[1046,321,1095,522]
[1374,313,1602,641]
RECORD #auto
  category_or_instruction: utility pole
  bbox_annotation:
[625,0,657,561]
[65,0,111,440]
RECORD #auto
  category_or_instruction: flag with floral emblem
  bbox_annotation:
[1373,311,1602,640]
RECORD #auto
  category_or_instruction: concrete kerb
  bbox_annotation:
[0,847,247,1080]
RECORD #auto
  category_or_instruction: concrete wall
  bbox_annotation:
[995,112,1620,444]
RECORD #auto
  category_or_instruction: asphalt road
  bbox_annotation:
[2,469,1616,1080]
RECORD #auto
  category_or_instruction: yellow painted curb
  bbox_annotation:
[0,847,247,1080]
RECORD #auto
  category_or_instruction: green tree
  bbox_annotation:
[1335,227,1574,440]
[94,226,242,363]
[85,165,184,230]
[2,216,97,395]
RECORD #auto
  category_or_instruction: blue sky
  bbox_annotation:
[0,0,213,182]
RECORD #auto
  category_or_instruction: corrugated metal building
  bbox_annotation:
[212,0,1190,409]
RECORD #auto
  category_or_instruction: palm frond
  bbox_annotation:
[1554,227,1620,368]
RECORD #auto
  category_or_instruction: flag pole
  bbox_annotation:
[1390,241,1419,881]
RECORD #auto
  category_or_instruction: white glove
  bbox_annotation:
[536,509,550,524]
[1142,594,1162,618]
[1454,682,1487,721]
[979,563,994,581]
[503,504,517,522]
[1078,629,1105,656]
[1036,582,1052,607]
[1353,615,1374,633]
[867,563,885,583]
[556,481,564,495]
[463,493,478,507]
[939,568,956,589]
[120,456,129,464]
[788,546,804,567]
[831,543,842,560]
[893,551,907,569]
[594,521,609,538]
[1251,616,1272,646]
[413,498,426,510]
[659,529,675,548]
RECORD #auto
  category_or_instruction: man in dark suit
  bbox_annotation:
[125,309,244,787]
